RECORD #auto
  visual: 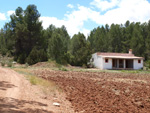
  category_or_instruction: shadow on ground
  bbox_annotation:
[0,97,53,113]
[0,81,16,90]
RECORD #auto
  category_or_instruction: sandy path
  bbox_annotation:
[0,67,74,113]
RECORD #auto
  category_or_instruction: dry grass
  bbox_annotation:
[13,68,62,95]
[13,68,32,75]
[26,74,62,95]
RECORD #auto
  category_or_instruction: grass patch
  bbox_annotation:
[59,67,68,71]
[13,68,62,95]
[13,68,32,75]
[26,75,62,94]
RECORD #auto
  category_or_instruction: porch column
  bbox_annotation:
[117,59,119,68]
[123,59,126,69]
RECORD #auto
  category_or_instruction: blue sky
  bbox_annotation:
[0,0,150,37]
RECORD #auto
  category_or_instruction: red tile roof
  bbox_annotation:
[97,52,134,56]
[96,52,143,59]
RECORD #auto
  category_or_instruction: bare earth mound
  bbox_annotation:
[34,69,150,113]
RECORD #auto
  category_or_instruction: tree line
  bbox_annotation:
[0,5,150,66]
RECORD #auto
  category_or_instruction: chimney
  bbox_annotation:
[129,49,132,54]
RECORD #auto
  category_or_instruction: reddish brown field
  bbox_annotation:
[34,69,150,113]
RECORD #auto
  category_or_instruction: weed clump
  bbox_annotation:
[59,67,68,71]
[7,61,12,67]
[1,61,5,66]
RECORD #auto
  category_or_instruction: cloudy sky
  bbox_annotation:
[0,0,150,37]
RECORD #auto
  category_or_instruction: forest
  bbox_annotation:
[0,5,150,66]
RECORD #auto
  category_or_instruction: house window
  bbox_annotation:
[105,59,108,63]
[138,60,141,63]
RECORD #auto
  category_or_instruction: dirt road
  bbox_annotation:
[0,67,74,113]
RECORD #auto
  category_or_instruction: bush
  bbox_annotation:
[1,48,7,56]
[17,53,26,64]
[147,60,150,69]
[82,64,87,68]
[55,63,62,68]
[144,60,150,69]
[26,48,48,65]
[1,61,5,66]
[59,67,68,71]
[25,63,29,68]
[7,61,12,67]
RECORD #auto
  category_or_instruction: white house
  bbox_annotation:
[91,49,143,70]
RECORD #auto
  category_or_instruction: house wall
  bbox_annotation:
[92,53,143,70]
[92,53,102,69]
[133,59,143,70]
[102,58,112,70]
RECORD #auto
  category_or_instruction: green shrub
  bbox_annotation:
[82,64,87,68]
[56,63,62,68]
[17,53,26,64]
[7,61,12,67]
[147,60,150,69]
[59,67,68,71]
[26,48,47,65]
[1,61,5,66]
[25,63,29,68]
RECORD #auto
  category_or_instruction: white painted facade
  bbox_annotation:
[102,58,112,70]
[91,53,143,70]
[133,59,143,70]
[92,53,102,69]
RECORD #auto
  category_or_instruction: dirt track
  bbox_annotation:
[34,69,150,113]
[0,67,74,113]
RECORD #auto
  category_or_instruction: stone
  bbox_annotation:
[53,102,60,107]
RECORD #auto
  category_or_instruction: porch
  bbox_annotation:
[112,59,133,70]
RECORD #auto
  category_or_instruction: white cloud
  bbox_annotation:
[40,0,150,37]
[67,4,74,9]
[118,0,150,22]
[81,29,91,37]
[7,10,15,17]
[40,15,90,37]
[40,17,66,29]
[98,0,150,25]
[90,0,150,25]
[40,6,94,37]
[90,0,119,11]
[0,13,6,20]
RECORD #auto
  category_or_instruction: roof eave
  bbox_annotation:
[101,56,144,59]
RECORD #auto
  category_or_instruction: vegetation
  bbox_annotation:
[0,4,150,67]
[1,61,5,67]
[0,55,13,67]
[14,68,61,95]
[6,61,12,67]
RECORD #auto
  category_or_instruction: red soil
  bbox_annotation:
[34,69,150,113]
